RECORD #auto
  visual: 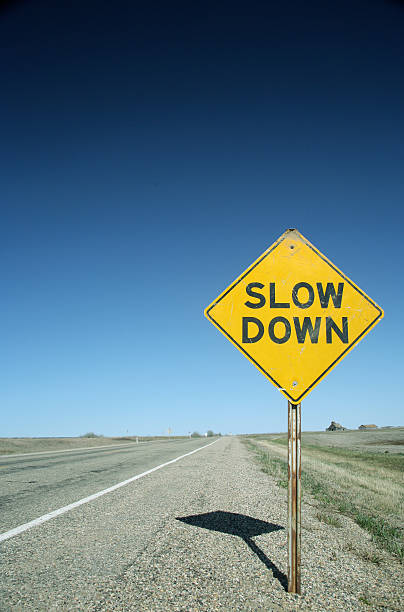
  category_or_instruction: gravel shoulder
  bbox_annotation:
[1,436,403,611]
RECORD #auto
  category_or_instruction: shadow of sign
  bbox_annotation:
[176,510,287,590]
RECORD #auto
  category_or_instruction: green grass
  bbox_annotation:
[243,440,288,489]
[316,511,342,527]
[243,437,404,562]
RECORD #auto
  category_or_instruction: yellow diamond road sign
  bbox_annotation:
[205,229,383,403]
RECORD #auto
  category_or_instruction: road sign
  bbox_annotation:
[205,228,383,403]
[204,228,384,594]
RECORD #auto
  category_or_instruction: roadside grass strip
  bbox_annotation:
[243,438,404,561]
[0,442,139,459]
[0,439,219,544]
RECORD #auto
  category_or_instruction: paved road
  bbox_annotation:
[0,438,213,534]
[1,436,403,611]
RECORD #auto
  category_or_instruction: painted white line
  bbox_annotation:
[0,439,219,544]
[0,442,142,459]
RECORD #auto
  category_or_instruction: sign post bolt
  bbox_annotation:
[288,401,301,594]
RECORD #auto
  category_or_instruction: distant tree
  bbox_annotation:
[207,430,214,437]
[191,431,201,438]
[81,432,99,438]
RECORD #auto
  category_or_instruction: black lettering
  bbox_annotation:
[268,316,291,344]
[242,317,264,343]
[326,317,348,343]
[270,283,290,308]
[292,282,315,309]
[317,283,344,308]
[293,317,321,343]
[245,282,266,308]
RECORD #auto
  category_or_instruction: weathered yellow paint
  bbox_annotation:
[205,229,383,402]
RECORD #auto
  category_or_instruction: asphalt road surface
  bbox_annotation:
[0,438,212,534]
[1,437,403,611]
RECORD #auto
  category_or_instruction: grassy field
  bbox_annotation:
[0,435,190,455]
[243,427,404,561]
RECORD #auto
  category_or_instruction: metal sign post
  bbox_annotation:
[287,401,301,594]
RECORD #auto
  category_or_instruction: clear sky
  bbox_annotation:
[1,0,403,437]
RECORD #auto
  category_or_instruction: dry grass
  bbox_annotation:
[287,427,404,454]
[0,435,188,455]
[243,428,404,561]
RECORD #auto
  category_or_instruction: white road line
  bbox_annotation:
[0,442,141,459]
[0,439,219,544]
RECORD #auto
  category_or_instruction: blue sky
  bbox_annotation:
[1,0,403,436]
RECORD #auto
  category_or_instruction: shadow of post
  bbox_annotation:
[242,536,288,589]
[176,510,287,591]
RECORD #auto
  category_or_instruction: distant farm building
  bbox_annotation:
[358,424,378,430]
[326,421,346,431]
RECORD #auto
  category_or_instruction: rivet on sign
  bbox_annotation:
[292,381,298,387]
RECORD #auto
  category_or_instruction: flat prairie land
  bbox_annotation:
[243,427,404,561]
[0,435,187,455]
[292,427,404,454]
